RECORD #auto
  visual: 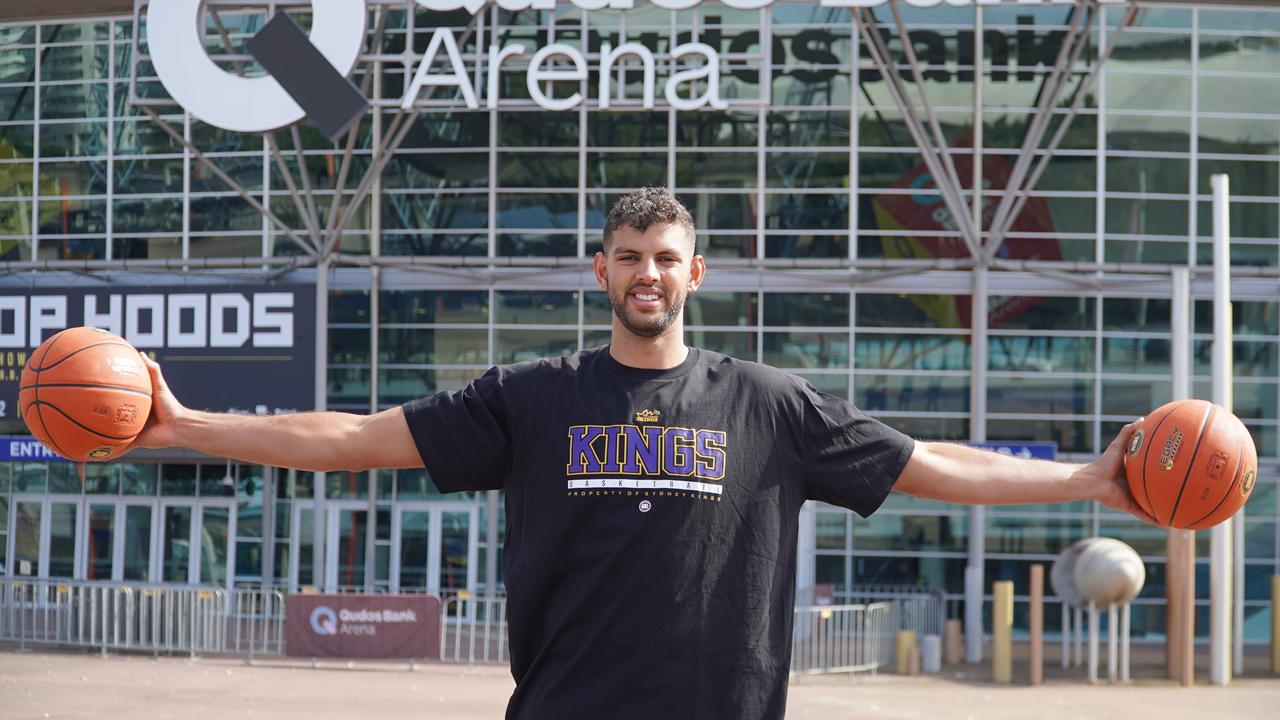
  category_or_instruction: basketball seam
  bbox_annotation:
[18,383,150,397]
[1166,404,1216,528]
[28,339,136,372]
[30,328,72,459]
[1183,437,1246,530]
[27,400,136,442]
[1139,408,1182,521]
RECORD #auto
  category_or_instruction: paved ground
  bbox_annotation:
[1,646,1278,720]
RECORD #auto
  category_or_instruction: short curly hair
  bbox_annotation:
[602,187,696,252]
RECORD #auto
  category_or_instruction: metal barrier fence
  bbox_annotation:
[230,586,287,658]
[0,579,228,656]
[791,601,892,675]
[440,594,508,666]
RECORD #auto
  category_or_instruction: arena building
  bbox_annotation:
[0,0,1276,664]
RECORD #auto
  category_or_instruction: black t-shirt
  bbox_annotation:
[402,346,914,720]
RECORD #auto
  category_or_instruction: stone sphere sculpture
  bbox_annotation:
[1050,543,1088,608]
[1071,537,1146,607]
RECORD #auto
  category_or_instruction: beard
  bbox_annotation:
[608,281,686,339]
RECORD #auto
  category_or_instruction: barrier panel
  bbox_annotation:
[440,594,508,666]
[791,602,892,675]
[0,579,228,657]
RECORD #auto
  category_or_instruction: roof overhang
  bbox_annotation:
[4,0,1280,25]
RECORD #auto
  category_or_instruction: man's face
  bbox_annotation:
[593,223,705,339]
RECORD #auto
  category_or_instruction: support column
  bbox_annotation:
[314,256,330,591]
[1209,174,1233,685]
[965,264,988,663]
[1168,266,1195,685]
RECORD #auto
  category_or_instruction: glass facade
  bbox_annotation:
[1,2,1278,642]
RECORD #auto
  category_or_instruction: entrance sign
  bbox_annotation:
[286,594,442,659]
[141,0,1123,132]
[967,442,1058,461]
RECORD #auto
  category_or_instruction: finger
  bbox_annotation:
[1106,416,1145,452]
[139,351,170,393]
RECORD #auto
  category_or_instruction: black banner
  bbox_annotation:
[0,283,316,421]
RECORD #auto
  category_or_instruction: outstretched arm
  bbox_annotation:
[128,355,423,473]
[893,419,1155,523]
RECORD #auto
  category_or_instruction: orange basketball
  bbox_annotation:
[18,326,153,462]
[1124,399,1258,530]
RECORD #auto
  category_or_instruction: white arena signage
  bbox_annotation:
[146,0,1122,133]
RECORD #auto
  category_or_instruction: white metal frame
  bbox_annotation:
[389,502,479,595]
[158,497,237,589]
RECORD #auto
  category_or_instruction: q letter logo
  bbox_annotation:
[310,606,338,636]
[147,1,368,138]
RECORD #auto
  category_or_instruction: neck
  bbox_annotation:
[608,322,689,369]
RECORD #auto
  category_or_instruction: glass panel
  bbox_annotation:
[297,507,315,587]
[48,502,76,578]
[236,465,264,538]
[121,463,158,495]
[815,511,847,550]
[14,462,47,493]
[161,463,197,496]
[86,503,114,580]
[48,462,79,493]
[273,540,290,582]
[14,501,39,576]
[495,328,578,363]
[496,290,578,324]
[199,506,229,585]
[396,469,448,501]
[440,511,470,593]
[327,471,369,500]
[84,463,118,494]
[399,510,430,590]
[123,504,151,581]
[162,505,191,583]
[762,331,849,368]
[235,540,261,580]
[336,509,367,589]
[854,513,968,552]
[763,292,848,327]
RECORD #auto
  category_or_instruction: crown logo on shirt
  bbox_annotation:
[634,409,661,423]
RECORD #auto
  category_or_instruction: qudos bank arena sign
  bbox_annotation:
[146,0,1121,134]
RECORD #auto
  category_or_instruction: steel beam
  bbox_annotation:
[140,106,317,258]
[855,7,982,259]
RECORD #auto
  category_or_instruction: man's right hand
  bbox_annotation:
[129,353,188,451]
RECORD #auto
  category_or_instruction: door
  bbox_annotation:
[159,499,235,587]
[390,504,478,595]
[324,502,369,591]
[80,500,157,582]
[289,501,321,592]
[6,496,81,579]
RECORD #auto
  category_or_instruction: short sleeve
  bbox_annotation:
[401,366,512,493]
[800,386,915,517]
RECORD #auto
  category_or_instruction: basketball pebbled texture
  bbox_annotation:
[18,326,153,462]
[1124,398,1258,530]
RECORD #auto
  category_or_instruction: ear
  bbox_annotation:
[688,254,706,293]
[593,251,608,291]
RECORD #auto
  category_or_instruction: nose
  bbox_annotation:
[635,257,660,283]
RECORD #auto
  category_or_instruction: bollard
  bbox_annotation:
[943,619,962,665]
[1087,601,1099,683]
[1029,564,1043,686]
[992,580,1013,684]
[922,634,942,673]
[895,630,917,675]
[1272,575,1279,676]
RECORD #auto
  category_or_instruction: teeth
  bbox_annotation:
[636,293,659,300]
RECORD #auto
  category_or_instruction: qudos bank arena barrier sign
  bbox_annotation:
[286,594,443,659]
[140,0,1123,135]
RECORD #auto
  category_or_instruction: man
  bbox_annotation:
[133,187,1151,719]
